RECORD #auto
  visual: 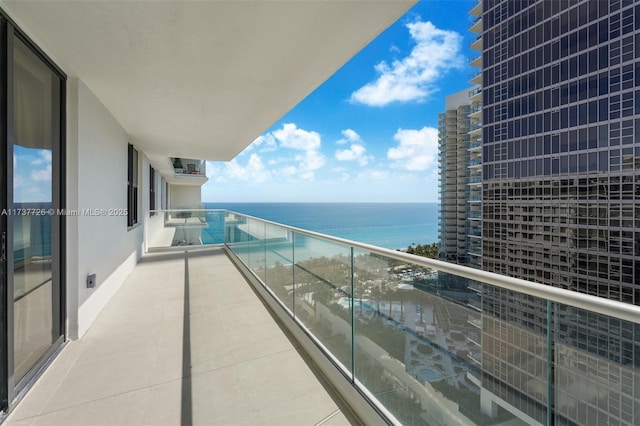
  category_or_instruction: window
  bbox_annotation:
[127,144,138,227]
[149,165,156,216]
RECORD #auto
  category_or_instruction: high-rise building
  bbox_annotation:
[439,89,471,265]
[438,0,484,271]
[478,0,640,424]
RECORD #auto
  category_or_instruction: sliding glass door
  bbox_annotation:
[0,17,65,409]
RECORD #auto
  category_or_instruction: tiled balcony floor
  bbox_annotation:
[6,247,352,425]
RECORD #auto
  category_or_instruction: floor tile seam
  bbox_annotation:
[314,408,343,426]
[14,374,192,422]
[188,346,295,379]
[7,369,65,421]
[188,341,291,372]
[239,381,342,426]
[232,347,328,392]
[250,389,342,418]
[17,340,95,420]
[58,343,165,372]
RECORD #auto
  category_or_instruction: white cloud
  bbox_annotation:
[205,161,218,178]
[351,20,463,106]
[334,129,371,166]
[335,144,371,166]
[261,123,325,180]
[28,150,52,181]
[273,123,321,151]
[31,150,52,165]
[295,150,325,180]
[357,169,390,180]
[248,133,278,153]
[279,165,297,176]
[387,127,438,171]
[31,166,52,182]
[224,153,271,183]
[336,128,361,145]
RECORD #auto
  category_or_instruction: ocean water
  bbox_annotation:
[203,202,439,250]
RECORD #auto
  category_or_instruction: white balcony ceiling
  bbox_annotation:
[1,0,415,169]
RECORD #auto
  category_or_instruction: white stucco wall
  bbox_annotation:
[67,79,146,338]
[169,185,201,209]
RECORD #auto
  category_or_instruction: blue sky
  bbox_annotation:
[14,146,52,203]
[203,0,477,202]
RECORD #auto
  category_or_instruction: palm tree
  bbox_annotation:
[370,285,383,316]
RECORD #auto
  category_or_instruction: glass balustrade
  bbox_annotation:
[143,209,640,424]
[221,210,640,426]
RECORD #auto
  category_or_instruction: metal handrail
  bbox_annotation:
[227,210,640,324]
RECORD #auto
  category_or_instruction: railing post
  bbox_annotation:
[350,246,355,382]
[292,232,295,318]
[547,300,554,426]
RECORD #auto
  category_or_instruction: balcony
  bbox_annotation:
[469,35,482,52]
[469,16,482,34]
[469,0,482,17]
[123,211,640,424]
[468,86,482,100]
[6,247,352,425]
[168,158,208,186]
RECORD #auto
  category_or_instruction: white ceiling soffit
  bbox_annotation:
[2,0,416,164]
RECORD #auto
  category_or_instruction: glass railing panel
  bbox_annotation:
[245,218,266,282]
[350,248,516,424]
[164,209,206,246]
[225,211,250,265]
[481,287,550,424]
[147,209,226,250]
[222,212,639,425]
[263,224,295,312]
[292,233,353,375]
[553,304,640,426]
[201,210,225,244]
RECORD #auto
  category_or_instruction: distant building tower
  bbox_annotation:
[438,87,481,267]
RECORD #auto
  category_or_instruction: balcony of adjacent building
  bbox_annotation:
[469,15,482,34]
[469,52,482,69]
[469,136,483,151]
[468,194,482,204]
[469,85,482,102]
[468,101,482,118]
[469,35,482,52]
[160,158,209,187]
[469,0,482,18]
[468,175,482,185]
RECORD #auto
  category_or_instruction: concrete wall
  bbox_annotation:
[67,79,146,338]
[169,184,201,209]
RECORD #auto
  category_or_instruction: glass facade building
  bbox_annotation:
[479,0,640,424]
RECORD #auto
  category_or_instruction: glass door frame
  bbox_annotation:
[0,15,66,411]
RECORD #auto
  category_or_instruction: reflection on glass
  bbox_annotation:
[293,234,352,373]
[554,305,640,425]
[224,213,640,425]
[264,224,294,312]
[225,212,250,265]
[12,36,60,381]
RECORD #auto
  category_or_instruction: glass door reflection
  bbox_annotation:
[11,35,61,382]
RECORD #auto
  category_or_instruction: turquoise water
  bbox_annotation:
[419,368,440,381]
[203,202,439,250]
